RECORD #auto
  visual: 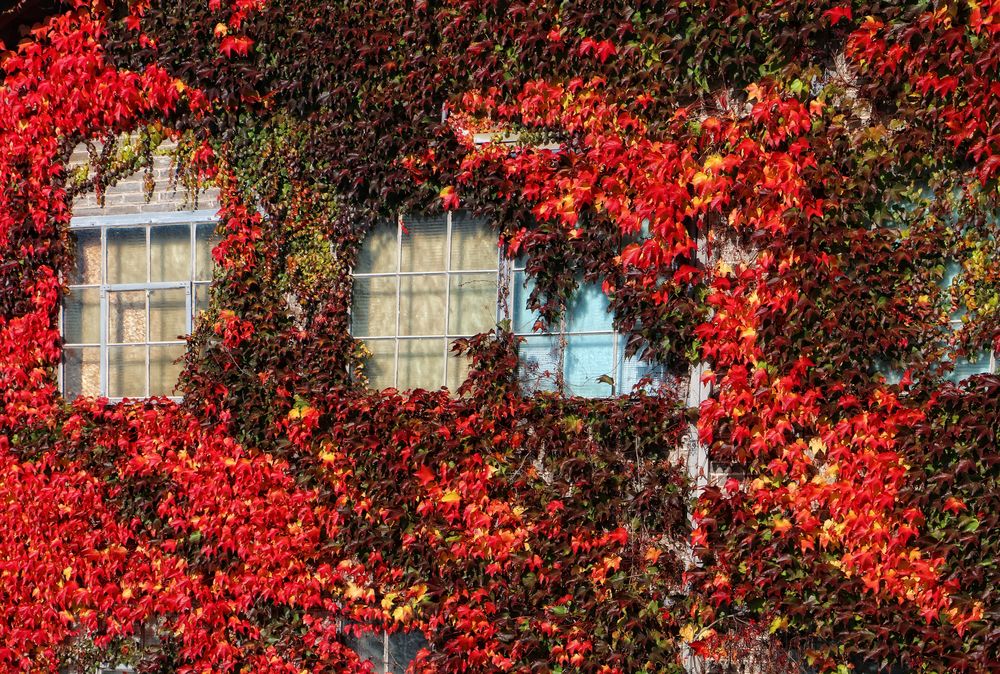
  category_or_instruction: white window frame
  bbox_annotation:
[351,212,660,396]
[61,210,219,401]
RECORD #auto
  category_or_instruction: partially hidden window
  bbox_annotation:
[352,213,661,396]
[512,259,660,397]
[352,212,500,390]
[61,212,219,400]
[942,260,997,383]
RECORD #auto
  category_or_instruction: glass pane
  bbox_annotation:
[150,225,191,282]
[194,283,211,318]
[518,334,559,393]
[397,338,446,390]
[446,347,472,392]
[63,287,100,344]
[400,215,447,272]
[108,345,146,398]
[149,344,185,396]
[344,628,387,672]
[448,272,497,335]
[70,229,101,285]
[355,221,398,274]
[565,333,616,397]
[566,281,613,333]
[361,338,396,389]
[107,227,147,284]
[450,214,497,270]
[388,631,428,674]
[149,288,188,342]
[63,346,100,400]
[946,350,994,383]
[619,337,666,393]
[352,276,398,337]
[108,291,146,344]
[195,222,219,281]
[512,271,545,334]
[399,275,445,336]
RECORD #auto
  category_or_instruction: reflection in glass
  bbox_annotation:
[149,288,188,342]
[566,281,613,333]
[149,344,185,396]
[150,225,191,282]
[195,222,219,281]
[107,227,147,284]
[449,273,496,335]
[450,214,497,270]
[400,215,447,272]
[63,288,100,344]
[355,222,397,274]
[397,338,445,390]
[398,275,445,336]
[108,346,146,398]
[63,347,100,400]
[108,291,146,344]
[352,276,398,337]
[70,229,101,285]
[361,338,396,389]
[565,333,616,397]
[518,335,560,393]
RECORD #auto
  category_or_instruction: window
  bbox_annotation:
[941,260,997,383]
[351,212,500,390]
[352,214,660,395]
[345,628,427,674]
[61,211,219,400]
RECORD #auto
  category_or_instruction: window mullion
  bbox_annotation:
[394,214,402,389]
[443,211,453,387]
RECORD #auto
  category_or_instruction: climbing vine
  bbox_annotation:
[0,1,997,673]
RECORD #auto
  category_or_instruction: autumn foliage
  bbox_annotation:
[0,1,998,673]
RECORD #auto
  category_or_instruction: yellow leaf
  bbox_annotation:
[440,490,461,504]
[392,605,413,623]
[679,623,697,642]
[63,566,73,581]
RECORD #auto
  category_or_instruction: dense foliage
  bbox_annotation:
[0,1,997,673]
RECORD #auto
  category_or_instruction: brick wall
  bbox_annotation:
[69,141,220,217]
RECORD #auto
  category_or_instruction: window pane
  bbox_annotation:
[361,338,396,389]
[518,334,559,393]
[150,225,191,282]
[388,631,428,674]
[194,283,211,319]
[399,275,445,336]
[512,271,544,334]
[450,214,496,271]
[63,347,100,400]
[149,344,185,396]
[446,347,472,392]
[108,346,146,398]
[449,272,497,335]
[355,221,398,274]
[397,338,445,390]
[70,229,102,285]
[566,281,613,333]
[946,350,994,383]
[400,215,447,272]
[107,227,147,284]
[344,629,387,672]
[565,333,616,397]
[149,288,188,342]
[353,276,398,337]
[108,291,146,344]
[619,337,666,393]
[195,222,219,281]
[63,287,100,344]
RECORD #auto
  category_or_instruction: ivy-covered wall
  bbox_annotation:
[0,1,998,673]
